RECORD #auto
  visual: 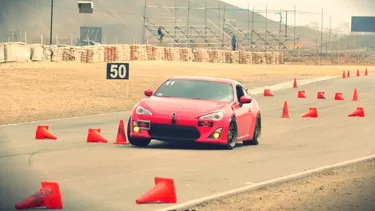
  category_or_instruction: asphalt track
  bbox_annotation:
[1,75,374,211]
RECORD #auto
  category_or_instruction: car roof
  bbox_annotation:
[167,76,239,85]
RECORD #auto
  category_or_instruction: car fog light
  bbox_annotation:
[213,132,220,139]
[133,126,140,133]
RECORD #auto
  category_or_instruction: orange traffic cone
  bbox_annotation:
[15,181,63,210]
[317,91,325,99]
[281,101,290,118]
[114,120,128,144]
[302,108,318,118]
[356,69,360,77]
[334,92,344,100]
[297,90,306,98]
[347,70,350,78]
[364,69,368,76]
[342,70,346,78]
[264,89,273,97]
[293,78,298,88]
[136,177,177,204]
[86,128,108,143]
[35,126,57,140]
[348,107,365,117]
[352,88,358,101]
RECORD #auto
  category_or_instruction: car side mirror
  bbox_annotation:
[240,96,252,104]
[144,89,153,97]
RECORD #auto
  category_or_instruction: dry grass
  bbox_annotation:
[0,61,372,124]
[185,160,375,211]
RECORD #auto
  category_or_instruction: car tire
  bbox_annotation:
[243,114,261,146]
[127,118,151,147]
[225,118,238,150]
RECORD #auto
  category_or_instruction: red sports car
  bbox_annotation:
[127,76,261,149]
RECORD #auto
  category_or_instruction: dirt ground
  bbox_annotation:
[0,61,372,124]
[181,159,375,211]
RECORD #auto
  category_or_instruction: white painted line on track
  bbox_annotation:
[248,76,338,95]
[156,154,375,211]
[0,76,338,127]
[0,111,130,127]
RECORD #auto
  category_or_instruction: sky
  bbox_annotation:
[221,0,375,29]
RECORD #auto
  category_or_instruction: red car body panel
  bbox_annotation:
[129,76,261,145]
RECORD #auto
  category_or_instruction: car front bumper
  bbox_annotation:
[129,114,231,145]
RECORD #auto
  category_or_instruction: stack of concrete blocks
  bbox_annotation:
[179,48,194,62]
[230,51,240,64]
[239,51,253,64]
[208,49,226,63]
[152,46,165,60]
[0,42,285,64]
[194,48,209,63]
[116,44,131,61]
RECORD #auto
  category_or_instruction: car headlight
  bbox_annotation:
[135,105,153,115]
[199,111,224,121]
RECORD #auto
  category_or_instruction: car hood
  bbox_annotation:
[140,97,228,118]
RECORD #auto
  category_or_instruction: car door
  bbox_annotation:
[233,85,253,138]
[241,86,255,136]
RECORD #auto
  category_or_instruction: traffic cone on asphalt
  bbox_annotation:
[348,107,365,117]
[356,69,360,77]
[317,91,326,99]
[114,120,128,144]
[352,88,358,101]
[263,89,273,96]
[347,70,350,78]
[364,69,368,76]
[293,78,298,88]
[281,101,290,118]
[35,126,57,140]
[15,181,63,210]
[86,128,108,143]
[334,92,344,100]
[136,177,177,204]
[342,70,346,78]
[297,90,306,98]
[302,108,318,118]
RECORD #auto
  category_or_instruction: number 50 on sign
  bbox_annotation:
[106,63,129,80]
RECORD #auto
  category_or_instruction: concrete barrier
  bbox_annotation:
[0,44,4,63]
[0,42,285,64]
[4,42,31,62]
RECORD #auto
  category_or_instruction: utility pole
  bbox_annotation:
[320,8,323,64]
[328,16,331,52]
[49,0,54,45]
[49,0,54,61]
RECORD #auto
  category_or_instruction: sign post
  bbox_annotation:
[106,63,130,98]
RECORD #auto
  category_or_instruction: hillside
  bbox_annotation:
[0,0,371,50]
[329,34,375,51]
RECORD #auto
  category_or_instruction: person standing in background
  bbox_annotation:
[231,35,237,51]
[157,26,165,40]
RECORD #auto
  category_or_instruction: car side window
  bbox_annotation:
[235,85,245,102]
[241,87,249,97]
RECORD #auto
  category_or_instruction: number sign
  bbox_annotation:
[106,63,129,80]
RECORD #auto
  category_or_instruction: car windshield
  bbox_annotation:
[154,79,234,102]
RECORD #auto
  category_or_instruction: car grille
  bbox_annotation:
[149,124,201,141]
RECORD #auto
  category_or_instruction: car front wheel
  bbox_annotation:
[225,119,238,150]
[243,114,261,146]
[127,118,151,147]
